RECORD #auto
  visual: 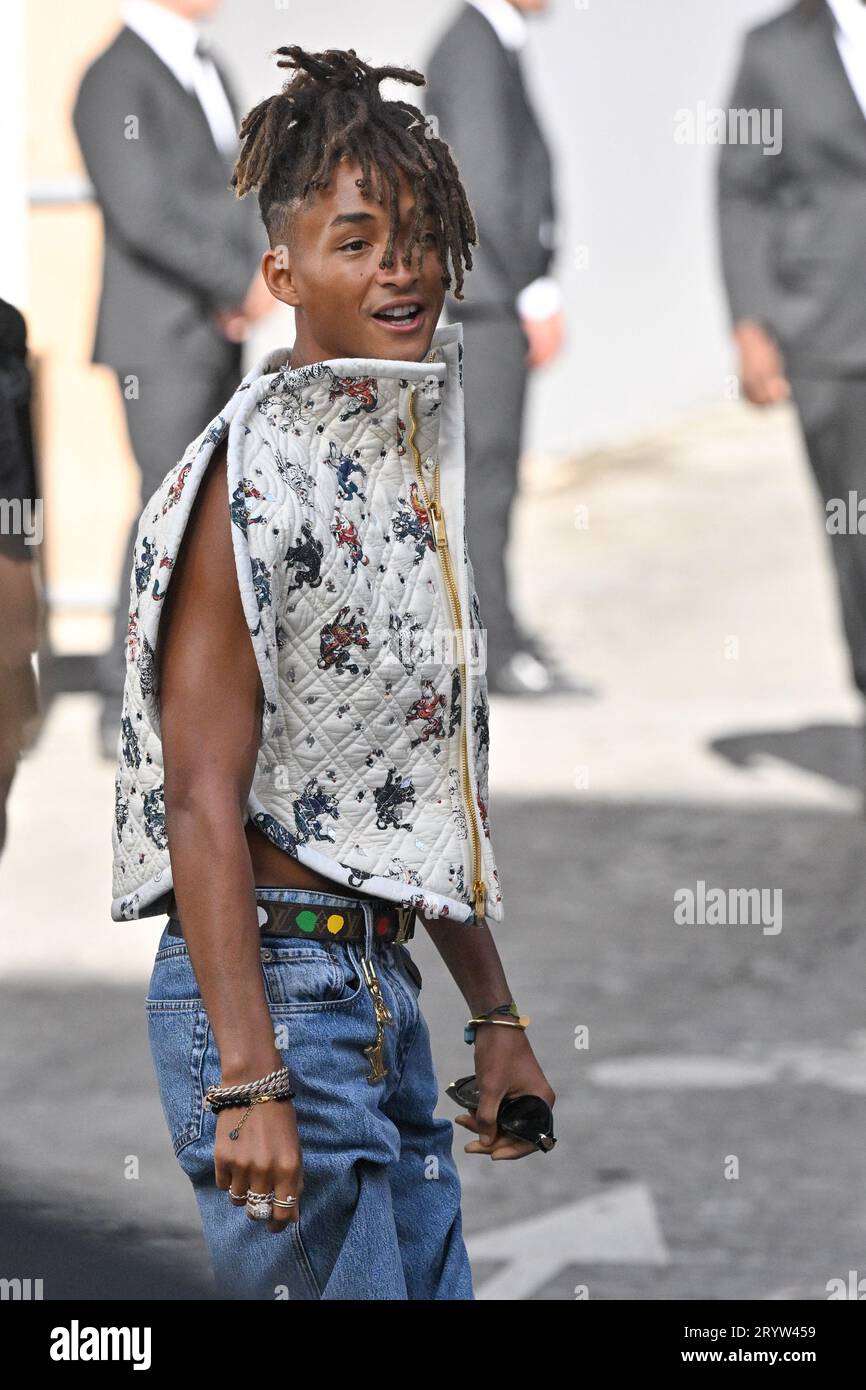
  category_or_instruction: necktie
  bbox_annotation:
[191,35,238,155]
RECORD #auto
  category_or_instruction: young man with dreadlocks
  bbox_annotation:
[112,46,556,1300]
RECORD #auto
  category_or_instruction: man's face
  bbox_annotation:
[264,156,447,363]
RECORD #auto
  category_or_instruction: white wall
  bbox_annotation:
[209,0,787,453]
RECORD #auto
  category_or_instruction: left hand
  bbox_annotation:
[455,1023,556,1160]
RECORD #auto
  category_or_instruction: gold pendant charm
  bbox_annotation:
[363,1033,388,1083]
[228,1095,264,1140]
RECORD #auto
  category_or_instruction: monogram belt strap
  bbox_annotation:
[165,893,416,945]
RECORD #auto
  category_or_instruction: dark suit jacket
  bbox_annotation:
[73,26,263,376]
[718,0,866,374]
[424,2,558,315]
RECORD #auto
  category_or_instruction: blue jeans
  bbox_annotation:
[145,888,475,1300]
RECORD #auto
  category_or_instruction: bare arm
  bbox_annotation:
[0,551,42,669]
[157,436,300,1229]
[417,909,511,1018]
[418,909,556,1159]
[157,436,279,1081]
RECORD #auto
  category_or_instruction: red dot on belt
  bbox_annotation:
[375,913,390,935]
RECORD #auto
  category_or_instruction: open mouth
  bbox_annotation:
[372,302,426,332]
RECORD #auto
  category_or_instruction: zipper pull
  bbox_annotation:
[472,879,487,920]
[428,498,448,550]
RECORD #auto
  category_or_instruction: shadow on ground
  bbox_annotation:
[711,721,864,794]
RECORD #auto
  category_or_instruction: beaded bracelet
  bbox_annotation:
[205,1080,296,1114]
[223,1089,296,1140]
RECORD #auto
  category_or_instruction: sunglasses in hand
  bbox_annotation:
[445,1074,557,1153]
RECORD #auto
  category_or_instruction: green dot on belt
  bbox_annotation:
[297,910,318,932]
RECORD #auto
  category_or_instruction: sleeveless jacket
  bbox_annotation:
[111,320,504,925]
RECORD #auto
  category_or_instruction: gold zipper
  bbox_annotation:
[406,385,486,920]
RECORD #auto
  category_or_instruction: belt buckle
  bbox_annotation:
[394,907,414,944]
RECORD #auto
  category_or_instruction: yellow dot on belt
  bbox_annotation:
[326,913,345,934]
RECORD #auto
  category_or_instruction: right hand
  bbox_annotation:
[214,1090,304,1236]
[735,319,790,406]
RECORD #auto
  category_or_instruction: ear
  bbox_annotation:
[261,243,300,309]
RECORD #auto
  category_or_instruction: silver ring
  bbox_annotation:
[271,1195,298,1209]
[246,1198,274,1221]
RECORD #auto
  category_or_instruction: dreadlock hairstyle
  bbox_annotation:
[232,46,477,300]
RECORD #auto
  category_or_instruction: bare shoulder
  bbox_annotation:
[156,435,255,688]
[159,438,223,619]
[156,432,264,783]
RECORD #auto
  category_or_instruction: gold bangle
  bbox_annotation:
[468,1016,529,1029]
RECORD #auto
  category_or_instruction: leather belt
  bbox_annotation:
[165,892,416,945]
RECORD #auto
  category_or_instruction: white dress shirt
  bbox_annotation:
[827,0,866,122]
[466,0,529,49]
[466,0,562,321]
[121,0,239,157]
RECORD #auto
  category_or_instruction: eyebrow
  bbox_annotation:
[328,211,376,228]
[328,202,436,229]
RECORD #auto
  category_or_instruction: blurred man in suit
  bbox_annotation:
[426,0,586,697]
[719,0,866,720]
[73,0,270,756]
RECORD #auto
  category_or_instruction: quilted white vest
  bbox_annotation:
[111,320,504,925]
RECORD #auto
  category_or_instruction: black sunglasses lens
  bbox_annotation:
[499,1096,552,1140]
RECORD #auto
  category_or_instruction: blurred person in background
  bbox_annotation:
[426,0,588,697]
[73,0,271,759]
[719,0,866,776]
[0,300,43,857]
